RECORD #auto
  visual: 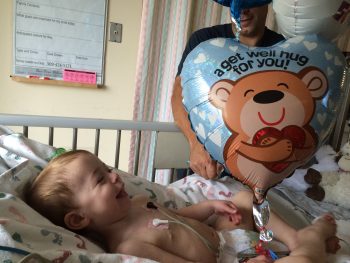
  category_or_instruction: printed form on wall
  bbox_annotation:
[13,0,107,85]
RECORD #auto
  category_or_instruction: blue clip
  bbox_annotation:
[268,249,279,260]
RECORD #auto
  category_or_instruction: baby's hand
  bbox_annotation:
[211,200,242,225]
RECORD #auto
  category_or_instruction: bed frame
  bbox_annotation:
[0,113,190,182]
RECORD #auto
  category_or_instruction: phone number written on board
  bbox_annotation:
[47,61,72,68]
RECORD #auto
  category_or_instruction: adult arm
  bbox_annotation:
[171,76,219,179]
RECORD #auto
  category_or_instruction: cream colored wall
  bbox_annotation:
[0,0,142,171]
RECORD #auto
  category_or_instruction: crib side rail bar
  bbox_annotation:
[0,114,179,132]
[0,114,187,181]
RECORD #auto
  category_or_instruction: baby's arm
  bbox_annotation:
[175,200,241,224]
[117,240,195,263]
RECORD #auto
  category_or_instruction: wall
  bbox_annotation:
[0,0,142,170]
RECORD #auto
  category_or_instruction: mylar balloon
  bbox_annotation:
[181,34,346,203]
[273,0,350,41]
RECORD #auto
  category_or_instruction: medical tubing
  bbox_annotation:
[0,245,30,255]
[156,206,218,254]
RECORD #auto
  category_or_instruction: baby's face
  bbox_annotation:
[66,153,131,228]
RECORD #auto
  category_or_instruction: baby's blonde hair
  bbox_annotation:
[25,150,92,227]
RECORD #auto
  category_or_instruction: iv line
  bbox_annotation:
[153,204,219,254]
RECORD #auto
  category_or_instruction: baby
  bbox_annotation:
[25,150,339,263]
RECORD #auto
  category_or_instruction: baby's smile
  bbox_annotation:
[116,187,128,199]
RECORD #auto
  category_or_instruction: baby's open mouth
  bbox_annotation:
[116,188,128,199]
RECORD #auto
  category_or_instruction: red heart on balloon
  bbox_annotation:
[253,125,306,173]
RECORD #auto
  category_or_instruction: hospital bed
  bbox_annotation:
[0,113,349,262]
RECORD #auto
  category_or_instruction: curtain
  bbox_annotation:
[129,0,230,183]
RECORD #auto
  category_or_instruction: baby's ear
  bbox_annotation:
[64,210,90,230]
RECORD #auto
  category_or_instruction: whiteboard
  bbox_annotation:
[13,0,108,85]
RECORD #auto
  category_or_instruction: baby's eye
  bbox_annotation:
[96,173,105,184]
[97,175,105,184]
[104,164,113,173]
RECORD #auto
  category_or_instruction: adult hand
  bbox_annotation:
[189,142,223,179]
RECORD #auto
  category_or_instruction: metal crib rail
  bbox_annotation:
[0,113,182,179]
[0,114,179,131]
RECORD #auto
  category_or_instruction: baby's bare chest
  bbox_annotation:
[109,201,219,262]
[127,206,181,243]
[126,205,219,255]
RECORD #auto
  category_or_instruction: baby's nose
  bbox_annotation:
[109,171,119,183]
